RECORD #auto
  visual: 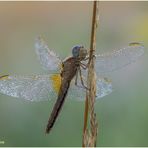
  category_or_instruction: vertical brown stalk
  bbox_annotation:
[82,1,99,147]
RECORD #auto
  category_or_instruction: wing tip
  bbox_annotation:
[129,42,144,48]
[0,75,9,80]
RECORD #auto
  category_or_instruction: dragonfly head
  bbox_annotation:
[72,45,87,60]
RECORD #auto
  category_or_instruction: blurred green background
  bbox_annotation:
[0,1,148,147]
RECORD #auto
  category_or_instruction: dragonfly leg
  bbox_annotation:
[83,57,89,61]
[82,54,96,69]
[75,69,78,86]
[74,68,89,90]
[74,69,84,89]
[80,62,88,70]
[80,54,96,69]
[78,67,90,90]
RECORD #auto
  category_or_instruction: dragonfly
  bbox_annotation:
[0,37,144,133]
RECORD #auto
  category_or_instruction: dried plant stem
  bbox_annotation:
[82,1,99,147]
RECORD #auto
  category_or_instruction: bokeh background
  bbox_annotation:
[0,1,148,147]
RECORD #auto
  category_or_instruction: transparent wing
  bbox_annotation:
[95,43,144,73]
[68,77,113,101]
[0,74,112,102]
[35,36,62,71]
[0,74,60,101]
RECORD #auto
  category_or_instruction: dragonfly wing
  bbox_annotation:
[0,74,62,102]
[96,77,113,99]
[68,77,113,101]
[68,79,86,101]
[95,43,144,73]
[35,37,62,71]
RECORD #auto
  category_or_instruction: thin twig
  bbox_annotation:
[82,1,99,147]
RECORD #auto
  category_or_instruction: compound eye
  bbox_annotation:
[72,46,80,57]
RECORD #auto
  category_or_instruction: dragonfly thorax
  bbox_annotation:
[72,45,87,60]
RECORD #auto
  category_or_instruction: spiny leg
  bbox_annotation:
[75,69,78,86]
[80,62,87,70]
[81,54,96,68]
[78,67,89,90]
[74,67,88,90]
[83,57,89,61]
[74,69,85,89]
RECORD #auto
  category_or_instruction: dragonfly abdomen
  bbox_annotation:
[46,81,70,133]
[46,57,79,133]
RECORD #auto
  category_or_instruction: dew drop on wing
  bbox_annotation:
[95,43,144,74]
